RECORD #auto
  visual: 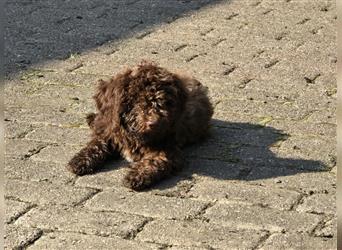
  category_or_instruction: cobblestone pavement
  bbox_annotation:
[4,0,337,249]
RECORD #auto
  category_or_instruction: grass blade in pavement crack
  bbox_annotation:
[258,116,273,127]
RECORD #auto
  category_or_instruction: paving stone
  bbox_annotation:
[315,217,337,237]
[216,99,309,121]
[188,180,301,211]
[186,142,245,164]
[261,233,336,250]
[30,144,84,165]
[246,170,336,194]
[21,70,101,87]
[5,121,35,139]
[306,109,336,124]
[5,199,32,224]
[4,139,48,159]
[297,193,336,215]
[5,179,97,206]
[6,97,94,122]
[7,83,96,115]
[147,176,195,198]
[4,80,44,107]
[234,145,327,171]
[5,224,42,250]
[183,159,242,180]
[25,125,89,145]
[75,160,127,189]
[72,55,130,76]
[5,157,74,184]
[204,203,322,233]
[85,188,208,220]
[269,136,335,169]
[212,110,273,125]
[29,232,157,250]
[267,120,336,138]
[137,219,267,249]
[5,83,91,110]
[5,106,85,126]
[16,206,149,239]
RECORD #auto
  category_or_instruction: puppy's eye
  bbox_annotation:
[165,100,173,107]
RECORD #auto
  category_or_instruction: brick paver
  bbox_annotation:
[5,0,336,249]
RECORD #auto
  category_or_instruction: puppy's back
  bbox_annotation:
[175,74,213,147]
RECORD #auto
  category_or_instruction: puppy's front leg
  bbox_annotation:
[67,138,113,175]
[123,149,183,190]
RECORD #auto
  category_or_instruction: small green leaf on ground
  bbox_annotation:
[325,88,337,96]
[258,116,273,126]
[58,123,87,129]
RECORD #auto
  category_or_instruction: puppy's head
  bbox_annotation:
[107,61,188,143]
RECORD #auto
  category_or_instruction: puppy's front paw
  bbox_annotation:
[66,156,94,176]
[123,166,152,191]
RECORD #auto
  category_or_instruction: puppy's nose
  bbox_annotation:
[146,120,158,128]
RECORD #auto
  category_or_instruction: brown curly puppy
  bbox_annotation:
[67,61,213,190]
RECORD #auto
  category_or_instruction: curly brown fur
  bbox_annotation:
[66,138,110,175]
[67,61,213,190]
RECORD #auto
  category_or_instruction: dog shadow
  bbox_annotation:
[97,118,328,191]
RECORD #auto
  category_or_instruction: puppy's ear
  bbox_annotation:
[93,79,112,113]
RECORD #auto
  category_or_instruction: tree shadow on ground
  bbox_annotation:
[5,0,223,75]
[96,118,328,191]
